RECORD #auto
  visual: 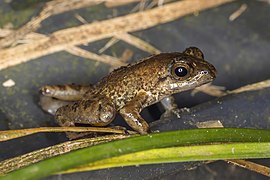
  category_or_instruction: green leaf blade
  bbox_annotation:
[2,128,270,180]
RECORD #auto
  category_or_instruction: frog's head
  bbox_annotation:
[165,47,217,93]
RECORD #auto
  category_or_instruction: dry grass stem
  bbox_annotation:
[99,37,120,53]
[229,79,270,94]
[0,0,235,71]
[65,46,126,67]
[193,79,270,97]
[0,134,130,175]
[196,120,224,128]
[228,160,270,177]
[0,0,103,48]
[74,13,89,24]
[115,33,161,54]
[105,0,141,8]
[229,4,248,21]
[192,83,227,97]
[0,29,125,67]
[0,126,128,142]
[71,13,146,64]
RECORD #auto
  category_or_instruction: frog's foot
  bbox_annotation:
[160,96,191,119]
[160,96,178,112]
[173,107,190,118]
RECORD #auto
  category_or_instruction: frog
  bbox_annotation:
[39,47,216,138]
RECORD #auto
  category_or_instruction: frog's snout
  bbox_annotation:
[209,63,217,79]
[200,63,217,81]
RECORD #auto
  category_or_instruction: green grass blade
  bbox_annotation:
[2,128,270,180]
[64,142,270,174]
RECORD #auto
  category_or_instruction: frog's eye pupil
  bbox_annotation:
[174,67,188,77]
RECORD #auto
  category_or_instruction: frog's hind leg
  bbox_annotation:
[40,84,91,101]
[39,84,92,115]
[55,96,116,139]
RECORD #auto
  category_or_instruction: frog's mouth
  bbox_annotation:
[169,70,216,92]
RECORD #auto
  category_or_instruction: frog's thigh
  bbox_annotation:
[119,91,150,134]
[40,84,91,101]
[55,96,116,127]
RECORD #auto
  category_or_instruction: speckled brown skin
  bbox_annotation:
[40,47,216,136]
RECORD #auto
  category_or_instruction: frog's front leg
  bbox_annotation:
[119,90,150,134]
[161,96,178,112]
[161,96,190,119]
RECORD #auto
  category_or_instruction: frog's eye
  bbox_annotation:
[174,66,188,77]
[171,63,192,79]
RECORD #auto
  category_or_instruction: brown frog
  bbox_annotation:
[40,47,216,137]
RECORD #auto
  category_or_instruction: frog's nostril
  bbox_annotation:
[201,70,208,75]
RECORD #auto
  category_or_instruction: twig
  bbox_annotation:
[72,12,148,64]
[229,4,248,21]
[105,0,141,8]
[227,159,270,177]
[229,79,270,94]
[99,38,120,53]
[193,79,270,97]
[0,29,125,67]
[0,0,102,48]
[192,83,227,97]
[99,32,161,55]
[65,46,126,67]
[0,0,235,71]
[114,33,161,54]
[0,126,129,142]
[0,134,130,175]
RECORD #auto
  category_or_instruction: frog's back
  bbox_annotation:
[92,53,182,108]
